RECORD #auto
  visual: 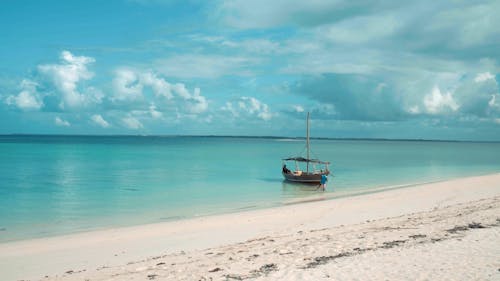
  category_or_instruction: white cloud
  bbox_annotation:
[293,105,304,113]
[154,54,256,78]
[55,116,70,127]
[474,72,495,83]
[185,88,208,114]
[453,73,499,117]
[170,83,191,99]
[423,86,459,114]
[321,14,400,45]
[489,95,499,108]
[112,69,209,116]
[230,39,280,54]
[190,35,280,54]
[5,79,43,110]
[258,110,272,121]
[430,2,500,48]
[38,50,95,109]
[85,87,105,105]
[407,105,420,114]
[122,116,143,129]
[149,104,163,119]
[141,72,174,99]
[91,114,110,128]
[223,96,273,121]
[112,69,143,102]
[221,102,239,117]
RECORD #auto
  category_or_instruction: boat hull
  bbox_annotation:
[282,171,329,183]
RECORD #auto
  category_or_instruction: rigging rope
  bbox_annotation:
[297,140,320,160]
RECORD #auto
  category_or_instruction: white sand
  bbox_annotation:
[1,173,499,281]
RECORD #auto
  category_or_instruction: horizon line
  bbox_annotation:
[1,133,499,143]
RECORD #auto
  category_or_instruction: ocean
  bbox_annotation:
[1,135,500,242]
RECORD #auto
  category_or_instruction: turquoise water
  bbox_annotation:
[1,135,500,242]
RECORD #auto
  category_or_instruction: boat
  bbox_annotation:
[281,112,330,183]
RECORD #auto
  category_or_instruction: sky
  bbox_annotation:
[0,0,499,140]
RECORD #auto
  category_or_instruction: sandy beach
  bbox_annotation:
[1,173,500,281]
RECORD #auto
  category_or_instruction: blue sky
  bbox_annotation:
[1,0,499,140]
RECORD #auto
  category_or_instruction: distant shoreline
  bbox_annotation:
[2,134,499,143]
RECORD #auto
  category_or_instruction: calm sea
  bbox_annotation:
[1,135,499,242]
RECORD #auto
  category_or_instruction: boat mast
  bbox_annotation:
[306,112,310,173]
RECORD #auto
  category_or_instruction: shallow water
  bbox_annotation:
[1,135,499,241]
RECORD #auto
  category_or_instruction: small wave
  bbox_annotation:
[235,205,257,211]
[159,215,184,221]
[122,188,139,192]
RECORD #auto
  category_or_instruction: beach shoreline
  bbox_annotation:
[1,170,496,245]
[1,172,499,280]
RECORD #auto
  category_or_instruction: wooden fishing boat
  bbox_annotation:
[281,112,330,183]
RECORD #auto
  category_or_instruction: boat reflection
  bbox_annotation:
[281,180,324,198]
